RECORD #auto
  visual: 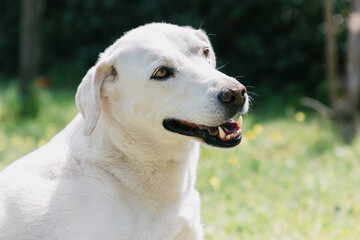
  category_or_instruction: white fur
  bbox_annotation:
[0,23,247,240]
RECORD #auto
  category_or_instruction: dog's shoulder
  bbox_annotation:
[0,129,127,239]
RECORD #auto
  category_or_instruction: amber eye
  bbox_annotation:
[203,48,210,58]
[151,66,173,80]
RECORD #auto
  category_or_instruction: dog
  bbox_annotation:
[0,23,248,240]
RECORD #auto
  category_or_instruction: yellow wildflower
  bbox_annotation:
[0,141,4,152]
[209,177,221,191]
[271,130,282,143]
[37,139,47,147]
[295,112,306,122]
[10,136,23,146]
[253,124,263,134]
[246,130,256,140]
[327,171,334,178]
[241,136,248,145]
[228,156,238,166]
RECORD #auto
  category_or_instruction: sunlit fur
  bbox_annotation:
[0,23,248,240]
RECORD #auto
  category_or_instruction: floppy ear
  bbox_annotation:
[76,62,117,136]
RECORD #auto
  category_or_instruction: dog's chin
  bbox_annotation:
[162,117,243,148]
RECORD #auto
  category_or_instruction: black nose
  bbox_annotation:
[218,84,247,110]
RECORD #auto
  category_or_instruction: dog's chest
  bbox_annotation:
[75,199,199,240]
[59,182,201,240]
[123,194,200,239]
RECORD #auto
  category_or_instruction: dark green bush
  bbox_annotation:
[0,0,349,102]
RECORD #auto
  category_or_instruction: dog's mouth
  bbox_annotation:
[163,116,243,148]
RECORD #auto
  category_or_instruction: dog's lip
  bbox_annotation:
[163,116,243,148]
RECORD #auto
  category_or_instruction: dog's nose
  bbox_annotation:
[218,84,247,109]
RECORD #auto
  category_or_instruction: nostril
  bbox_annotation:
[241,88,246,98]
[219,90,233,103]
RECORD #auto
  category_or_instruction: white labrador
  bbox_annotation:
[0,23,248,240]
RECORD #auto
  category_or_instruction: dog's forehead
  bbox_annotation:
[126,24,208,50]
[100,23,213,68]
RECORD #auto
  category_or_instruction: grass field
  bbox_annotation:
[1,83,360,239]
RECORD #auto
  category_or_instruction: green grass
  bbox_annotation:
[0,82,78,167]
[198,117,360,239]
[1,83,360,239]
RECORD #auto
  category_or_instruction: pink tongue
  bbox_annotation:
[220,119,240,134]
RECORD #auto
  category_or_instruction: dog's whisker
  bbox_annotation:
[247,91,259,97]
[247,95,256,112]
[216,62,229,71]
[198,21,204,29]
[235,76,245,82]
[249,95,255,102]
[249,95,256,102]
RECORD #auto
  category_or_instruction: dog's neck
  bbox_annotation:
[68,114,200,207]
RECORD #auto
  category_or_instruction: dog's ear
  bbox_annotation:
[76,62,117,136]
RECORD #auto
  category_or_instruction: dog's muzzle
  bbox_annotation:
[163,84,247,148]
[163,116,243,148]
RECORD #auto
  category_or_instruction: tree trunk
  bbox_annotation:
[342,0,360,143]
[324,0,340,109]
[19,0,44,117]
[324,0,359,143]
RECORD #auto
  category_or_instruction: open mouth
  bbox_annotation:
[163,116,243,148]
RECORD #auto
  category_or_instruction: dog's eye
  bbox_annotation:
[203,48,210,58]
[151,67,173,80]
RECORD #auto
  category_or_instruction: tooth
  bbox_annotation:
[238,115,243,129]
[218,127,226,139]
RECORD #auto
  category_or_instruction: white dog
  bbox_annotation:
[0,23,248,240]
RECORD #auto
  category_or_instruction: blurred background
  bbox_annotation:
[1,0,360,239]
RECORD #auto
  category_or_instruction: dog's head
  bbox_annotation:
[76,23,248,148]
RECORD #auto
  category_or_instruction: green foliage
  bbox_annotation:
[0,0,350,101]
[0,83,77,166]
[0,0,19,74]
[1,83,360,239]
[18,89,39,118]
